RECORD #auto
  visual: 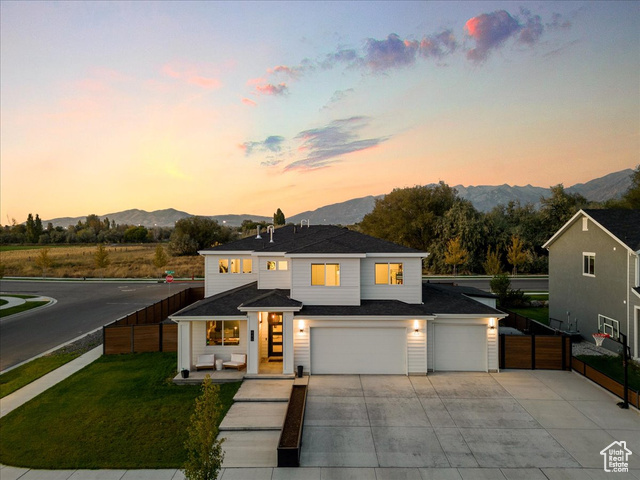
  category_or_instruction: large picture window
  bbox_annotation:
[311,263,340,286]
[583,253,595,276]
[375,263,403,284]
[206,320,240,346]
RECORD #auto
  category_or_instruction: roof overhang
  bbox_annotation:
[433,313,507,319]
[198,250,255,256]
[365,252,428,258]
[239,306,303,313]
[171,315,246,321]
[292,314,434,320]
[286,253,367,258]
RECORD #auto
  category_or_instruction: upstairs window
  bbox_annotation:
[583,253,595,276]
[311,263,340,286]
[266,260,287,271]
[375,263,404,285]
[219,258,252,274]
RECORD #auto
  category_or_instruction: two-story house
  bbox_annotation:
[172,224,504,375]
[543,209,640,357]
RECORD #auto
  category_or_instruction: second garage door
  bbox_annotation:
[311,327,406,374]
[434,324,487,371]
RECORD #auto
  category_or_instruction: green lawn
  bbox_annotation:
[0,353,241,469]
[0,352,82,398]
[0,300,49,318]
[577,355,640,392]
[509,307,549,325]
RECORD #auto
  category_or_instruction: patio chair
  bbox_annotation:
[195,354,215,371]
[223,353,247,370]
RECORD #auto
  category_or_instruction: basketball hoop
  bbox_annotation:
[593,333,610,347]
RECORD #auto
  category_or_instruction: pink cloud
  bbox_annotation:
[255,83,288,96]
[162,63,222,90]
[242,97,257,107]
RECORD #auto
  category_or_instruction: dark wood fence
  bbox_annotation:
[103,286,203,355]
[500,334,571,370]
[501,309,558,335]
[572,357,640,409]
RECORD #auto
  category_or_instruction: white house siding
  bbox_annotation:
[292,318,427,375]
[190,319,248,365]
[290,258,361,306]
[360,257,422,303]
[203,255,257,297]
[257,256,292,290]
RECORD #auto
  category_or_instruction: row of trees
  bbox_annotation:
[358,166,639,275]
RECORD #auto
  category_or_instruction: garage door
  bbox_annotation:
[311,327,406,374]
[434,324,487,371]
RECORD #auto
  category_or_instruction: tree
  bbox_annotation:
[621,164,640,209]
[153,244,169,275]
[444,237,468,276]
[183,375,225,480]
[169,217,234,256]
[25,214,36,243]
[483,246,502,275]
[94,244,111,278]
[35,248,53,278]
[507,235,528,276]
[359,183,458,252]
[273,208,286,226]
[123,226,149,243]
[539,184,587,241]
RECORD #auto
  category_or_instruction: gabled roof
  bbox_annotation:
[238,289,302,310]
[426,282,497,299]
[421,283,502,315]
[172,282,273,317]
[199,224,425,256]
[543,209,640,252]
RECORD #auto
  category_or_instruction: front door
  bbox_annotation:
[268,313,283,358]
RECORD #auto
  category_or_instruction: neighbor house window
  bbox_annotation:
[375,263,404,284]
[583,253,595,276]
[267,261,276,270]
[311,263,340,286]
[278,260,288,270]
[219,258,251,274]
[206,320,240,346]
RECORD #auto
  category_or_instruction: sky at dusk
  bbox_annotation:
[1,1,638,223]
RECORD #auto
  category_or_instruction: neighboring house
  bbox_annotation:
[543,209,640,357]
[172,224,505,375]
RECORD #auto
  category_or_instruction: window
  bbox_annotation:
[266,260,287,271]
[243,259,253,274]
[311,263,340,286]
[219,258,251,274]
[206,320,240,346]
[375,263,404,284]
[582,217,589,231]
[219,259,228,273]
[583,253,595,276]
[230,259,241,274]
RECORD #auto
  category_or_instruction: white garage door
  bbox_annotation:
[311,327,406,374]
[434,324,487,371]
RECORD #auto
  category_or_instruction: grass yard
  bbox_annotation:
[0,353,240,469]
[0,352,81,398]
[577,354,640,392]
[509,307,549,325]
[0,244,203,279]
[0,300,49,318]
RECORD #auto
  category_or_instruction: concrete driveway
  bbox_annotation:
[301,370,640,470]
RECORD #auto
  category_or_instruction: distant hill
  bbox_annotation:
[43,168,634,228]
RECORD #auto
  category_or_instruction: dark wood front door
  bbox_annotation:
[268,313,283,358]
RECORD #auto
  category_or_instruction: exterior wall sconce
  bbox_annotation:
[298,320,305,333]
[489,318,496,330]
[413,320,420,335]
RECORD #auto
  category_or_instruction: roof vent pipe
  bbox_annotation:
[267,224,275,243]
[301,219,310,228]
[256,225,262,239]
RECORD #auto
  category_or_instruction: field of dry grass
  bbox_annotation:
[0,245,204,279]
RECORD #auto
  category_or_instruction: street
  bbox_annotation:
[424,276,549,292]
[0,279,200,371]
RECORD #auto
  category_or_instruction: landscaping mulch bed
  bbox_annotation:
[278,384,307,467]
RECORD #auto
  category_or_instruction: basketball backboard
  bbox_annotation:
[598,314,620,340]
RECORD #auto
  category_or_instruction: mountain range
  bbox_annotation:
[44,168,634,228]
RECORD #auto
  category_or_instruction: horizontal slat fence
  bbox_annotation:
[104,287,203,354]
[572,357,640,409]
[500,334,571,370]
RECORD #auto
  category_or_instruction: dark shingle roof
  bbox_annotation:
[426,282,497,299]
[200,225,425,255]
[173,281,503,318]
[584,209,640,251]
